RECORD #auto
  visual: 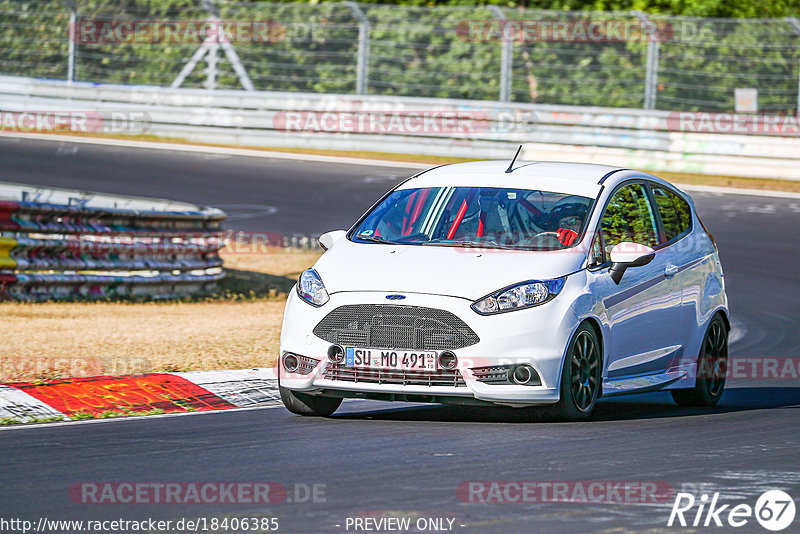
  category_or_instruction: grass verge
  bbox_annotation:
[0,247,321,382]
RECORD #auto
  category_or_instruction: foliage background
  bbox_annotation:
[1,0,799,111]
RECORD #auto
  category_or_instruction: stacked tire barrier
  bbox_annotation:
[0,182,225,300]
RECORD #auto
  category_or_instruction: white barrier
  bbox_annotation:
[1,75,799,179]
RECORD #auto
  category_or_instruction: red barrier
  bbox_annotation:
[11,374,236,416]
[0,273,17,299]
[0,200,20,230]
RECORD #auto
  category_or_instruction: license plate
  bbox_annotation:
[344,347,437,371]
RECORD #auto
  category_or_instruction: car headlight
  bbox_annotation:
[471,277,566,315]
[297,269,329,306]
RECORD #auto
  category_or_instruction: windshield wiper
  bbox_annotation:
[356,235,398,245]
[421,239,523,250]
[422,240,490,248]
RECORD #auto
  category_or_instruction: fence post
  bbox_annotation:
[344,2,370,95]
[787,18,800,113]
[172,0,255,90]
[634,11,659,110]
[203,0,254,91]
[489,6,512,102]
[203,41,220,91]
[62,0,77,83]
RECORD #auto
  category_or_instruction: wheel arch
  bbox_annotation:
[715,308,731,333]
[560,315,606,380]
[582,316,604,352]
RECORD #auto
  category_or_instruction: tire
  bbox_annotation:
[279,386,342,417]
[553,323,603,421]
[671,315,728,407]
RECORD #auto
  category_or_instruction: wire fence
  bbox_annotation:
[1,0,799,112]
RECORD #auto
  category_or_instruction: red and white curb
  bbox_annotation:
[0,368,279,423]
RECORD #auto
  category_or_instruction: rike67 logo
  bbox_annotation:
[668,489,795,531]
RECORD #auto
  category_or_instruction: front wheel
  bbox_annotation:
[279,386,342,417]
[552,323,603,421]
[671,315,728,407]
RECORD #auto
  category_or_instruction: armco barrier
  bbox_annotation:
[1,75,800,179]
[0,182,225,300]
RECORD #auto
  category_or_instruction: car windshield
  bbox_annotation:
[351,186,594,251]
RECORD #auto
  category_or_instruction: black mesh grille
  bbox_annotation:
[324,362,466,387]
[313,304,479,351]
[471,365,512,384]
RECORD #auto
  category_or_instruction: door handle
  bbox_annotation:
[665,264,678,277]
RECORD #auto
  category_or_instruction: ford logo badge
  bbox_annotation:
[385,294,406,300]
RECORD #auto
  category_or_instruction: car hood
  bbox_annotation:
[313,239,587,301]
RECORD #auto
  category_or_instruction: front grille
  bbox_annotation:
[471,365,512,384]
[324,362,467,387]
[313,304,479,351]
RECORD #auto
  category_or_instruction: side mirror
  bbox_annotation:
[318,230,347,251]
[608,242,655,284]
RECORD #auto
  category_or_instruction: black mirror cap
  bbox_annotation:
[629,252,655,267]
[609,264,627,284]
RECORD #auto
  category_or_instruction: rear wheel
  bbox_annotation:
[279,386,342,417]
[553,323,602,421]
[671,315,728,407]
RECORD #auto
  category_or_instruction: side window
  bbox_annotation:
[600,183,658,254]
[652,185,692,243]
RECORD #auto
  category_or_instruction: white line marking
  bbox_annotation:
[0,403,283,432]
[676,183,800,199]
[2,133,429,170]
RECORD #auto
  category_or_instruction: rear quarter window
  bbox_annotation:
[651,185,692,242]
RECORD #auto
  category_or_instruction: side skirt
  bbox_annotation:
[601,370,687,397]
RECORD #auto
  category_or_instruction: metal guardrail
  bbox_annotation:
[1,75,799,179]
[0,181,226,300]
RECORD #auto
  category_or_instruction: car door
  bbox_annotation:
[648,182,699,350]
[588,181,683,381]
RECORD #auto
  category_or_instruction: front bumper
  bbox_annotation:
[279,288,580,407]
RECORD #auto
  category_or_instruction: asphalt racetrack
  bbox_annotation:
[1,136,799,533]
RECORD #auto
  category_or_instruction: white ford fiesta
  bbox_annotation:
[278,158,729,420]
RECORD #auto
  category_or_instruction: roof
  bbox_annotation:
[398,160,624,198]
